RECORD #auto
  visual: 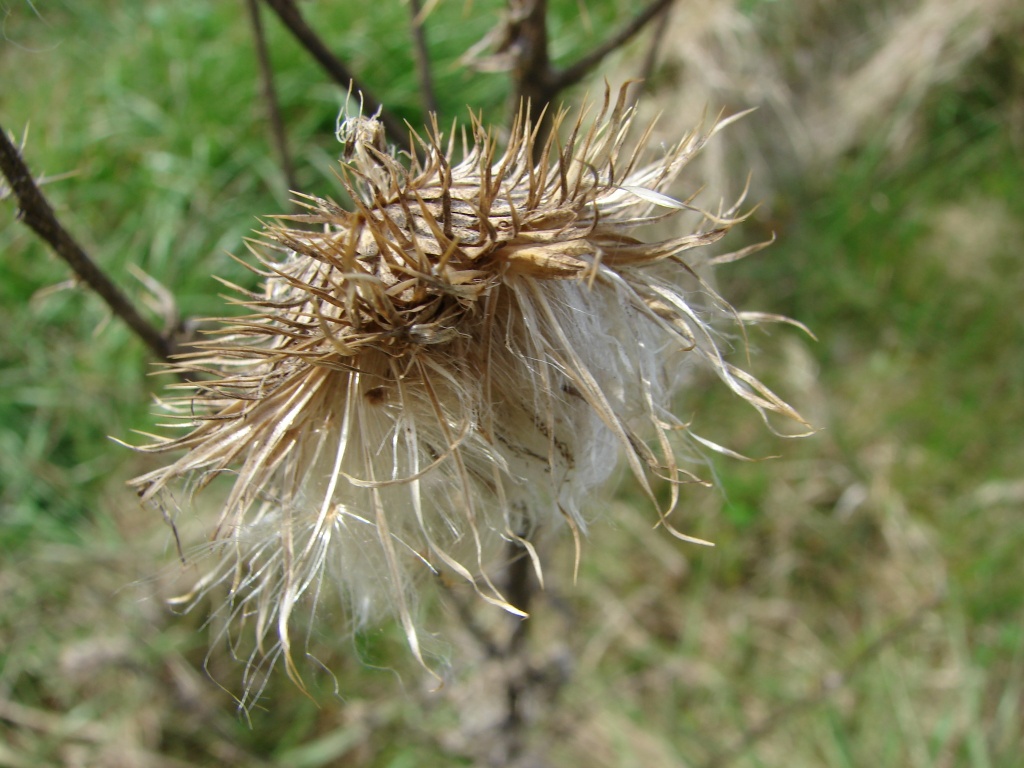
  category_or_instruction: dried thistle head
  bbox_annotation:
[130,85,806,691]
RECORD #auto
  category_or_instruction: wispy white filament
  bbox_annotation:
[130,86,807,691]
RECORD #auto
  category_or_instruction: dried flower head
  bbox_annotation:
[130,86,806,688]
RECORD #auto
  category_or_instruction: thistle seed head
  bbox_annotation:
[130,85,806,690]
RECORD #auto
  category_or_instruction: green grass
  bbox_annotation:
[3,1,1024,766]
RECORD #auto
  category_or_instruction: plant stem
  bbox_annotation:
[260,0,409,147]
[245,0,299,197]
[506,0,676,160]
[550,0,675,93]
[633,0,674,103]
[409,0,439,117]
[487,537,542,766]
[0,125,176,363]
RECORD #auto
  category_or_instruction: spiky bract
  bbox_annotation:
[131,86,805,687]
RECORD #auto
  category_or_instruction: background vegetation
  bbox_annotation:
[2,0,1022,765]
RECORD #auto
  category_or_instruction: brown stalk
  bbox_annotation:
[499,539,539,766]
[409,0,439,117]
[633,0,674,103]
[550,0,675,93]
[506,0,676,159]
[260,0,408,147]
[246,0,299,196]
[0,125,175,363]
[508,0,554,151]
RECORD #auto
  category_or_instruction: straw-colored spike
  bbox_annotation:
[129,84,808,694]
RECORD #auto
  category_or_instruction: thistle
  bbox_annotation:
[130,86,806,688]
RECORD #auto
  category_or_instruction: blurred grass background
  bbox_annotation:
[1,0,1022,765]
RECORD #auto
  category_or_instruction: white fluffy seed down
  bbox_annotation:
[130,86,806,685]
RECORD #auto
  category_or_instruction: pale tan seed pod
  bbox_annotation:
[129,85,807,692]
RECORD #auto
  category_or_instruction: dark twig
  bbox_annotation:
[408,0,439,117]
[493,538,541,766]
[245,0,299,196]
[506,0,675,160]
[505,0,554,159]
[633,0,673,103]
[260,0,408,147]
[551,0,675,93]
[701,593,945,768]
[0,125,175,363]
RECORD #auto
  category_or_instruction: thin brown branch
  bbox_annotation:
[504,0,674,160]
[260,0,408,147]
[633,0,673,104]
[0,125,175,363]
[508,0,553,107]
[506,0,554,159]
[245,0,299,196]
[409,0,439,117]
[497,538,541,766]
[701,592,946,768]
[551,0,675,92]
